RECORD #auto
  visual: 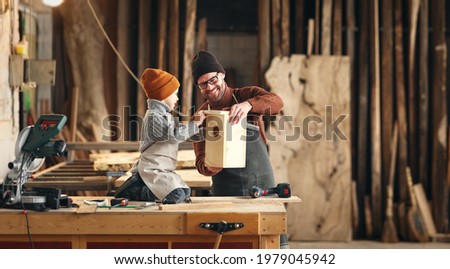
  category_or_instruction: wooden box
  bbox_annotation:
[204,110,246,168]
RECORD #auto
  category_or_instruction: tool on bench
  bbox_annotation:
[1,114,67,211]
[249,183,291,198]
[110,198,129,209]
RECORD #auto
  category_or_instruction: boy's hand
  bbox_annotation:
[194,110,206,126]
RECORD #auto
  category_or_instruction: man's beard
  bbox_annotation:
[204,81,226,102]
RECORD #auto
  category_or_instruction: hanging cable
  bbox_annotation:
[85,0,142,88]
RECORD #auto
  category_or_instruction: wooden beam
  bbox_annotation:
[407,0,420,182]
[418,0,429,190]
[258,0,270,87]
[394,0,409,240]
[281,0,290,56]
[157,0,168,70]
[168,0,179,78]
[137,0,152,118]
[356,0,370,238]
[332,0,342,55]
[195,18,207,110]
[380,0,394,203]
[116,0,132,141]
[430,0,448,233]
[294,0,305,53]
[370,0,382,238]
[321,0,332,55]
[271,0,281,57]
[181,0,196,118]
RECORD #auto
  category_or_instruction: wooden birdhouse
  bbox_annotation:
[204,110,247,168]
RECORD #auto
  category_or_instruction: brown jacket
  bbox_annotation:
[193,85,284,176]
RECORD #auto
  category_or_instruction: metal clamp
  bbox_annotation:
[199,220,244,234]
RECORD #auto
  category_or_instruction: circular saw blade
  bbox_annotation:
[14,125,45,172]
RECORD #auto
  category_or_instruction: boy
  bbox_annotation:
[115,68,205,204]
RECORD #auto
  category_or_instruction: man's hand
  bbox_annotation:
[224,101,252,125]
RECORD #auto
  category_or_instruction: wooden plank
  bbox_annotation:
[332,0,342,55]
[76,204,97,214]
[370,0,382,237]
[380,0,394,199]
[116,0,132,141]
[137,0,152,118]
[418,0,429,190]
[281,0,290,56]
[190,196,301,204]
[429,0,448,233]
[394,0,409,240]
[346,0,356,187]
[168,0,179,78]
[314,0,320,54]
[195,18,207,110]
[181,0,196,118]
[265,55,351,241]
[258,0,270,87]
[176,169,211,188]
[321,0,332,55]
[294,0,305,53]
[271,0,281,57]
[356,0,370,238]
[407,0,420,180]
[157,0,168,69]
[159,202,234,211]
[413,183,437,237]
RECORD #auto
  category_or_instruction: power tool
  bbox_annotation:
[249,183,291,198]
[1,114,67,211]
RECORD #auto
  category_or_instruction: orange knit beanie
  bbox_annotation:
[140,68,180,100]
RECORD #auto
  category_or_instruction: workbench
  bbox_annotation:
[0,196,300,249]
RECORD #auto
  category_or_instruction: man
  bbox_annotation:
[191,50,289,248]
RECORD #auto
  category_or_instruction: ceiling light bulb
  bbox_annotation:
[42,0,64,7]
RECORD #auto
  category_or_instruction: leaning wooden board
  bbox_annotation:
[265,55,351,241]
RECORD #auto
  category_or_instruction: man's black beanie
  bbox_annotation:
[191,50,226,83]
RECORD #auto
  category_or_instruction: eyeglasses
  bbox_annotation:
[195,73,220,90]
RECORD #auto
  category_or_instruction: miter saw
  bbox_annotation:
[1,114,67,211]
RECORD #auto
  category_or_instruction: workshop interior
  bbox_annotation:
[0,0,449,249]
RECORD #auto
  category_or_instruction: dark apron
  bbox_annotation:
[211,123,276,196]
